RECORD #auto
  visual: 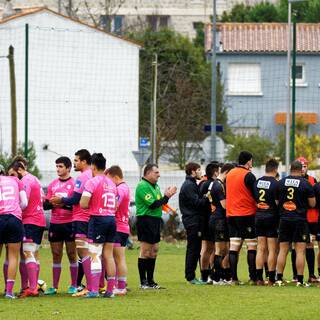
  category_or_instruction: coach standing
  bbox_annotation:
[179,162,209,284]
[135,164,176,289]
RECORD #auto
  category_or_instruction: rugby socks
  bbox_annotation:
[276,273,283,281]
[256,269,263,281]
[26,261,38,290]
[318,267,320,277]
[268,270,276,283]
[138,258,147,284]
[19,260,28,290]
[297,275,303,284]
[36,261,40,281]
[117,277,127,290]
[3,260,8,288]
[247,250,257,281]
[201,269,210,282]
[90,268,101,294]
[229,251,239,281]
[146,258,156,284]
[106,276,116,294]
[291,249,297,279]
[99,263,105,289]
[213,255,223,282]
[53,263,62,289]
[223,268,231,281]
[82,256,92,291]
[264,262,269,278]
[77,258,84,286]
[70,262,78,288]
[306,248,315,277]
[6,279,14,295]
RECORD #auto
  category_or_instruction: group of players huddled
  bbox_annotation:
[0,150,130,299]
[181,151,320,288]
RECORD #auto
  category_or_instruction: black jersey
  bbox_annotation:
[210,179,226,219]
[199,178,215,217]
[277,175,315,221]
[314,183,320,209]
[254,176,278,219]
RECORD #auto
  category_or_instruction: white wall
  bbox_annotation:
[0,10,140,175]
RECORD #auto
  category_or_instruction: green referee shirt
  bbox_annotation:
[135,178,163,218]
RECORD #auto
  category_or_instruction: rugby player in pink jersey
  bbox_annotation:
[50,149,92,296]
[80,153,118,298]
[107,165,130,296]
[9,161,46,297]
[43,157,78,295]
[0,164,28,298]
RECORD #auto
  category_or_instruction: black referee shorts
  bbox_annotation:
[136,215,162,244]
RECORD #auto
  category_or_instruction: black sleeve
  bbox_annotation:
[306,181,315,198]
[183,182,208,210]
[244,172,256,198]
[43,199,53,210]
[212,183,225,202]
[199,181,208,195]
[149,196,169,209]
[314,184,320,208]
[62,192,82,206]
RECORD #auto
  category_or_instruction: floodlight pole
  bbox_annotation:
[151,54,158,164]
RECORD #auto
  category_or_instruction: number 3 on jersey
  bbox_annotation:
[287,187,294,200]
[102,192,116,209]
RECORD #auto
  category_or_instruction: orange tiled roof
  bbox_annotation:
[205,23,320,53]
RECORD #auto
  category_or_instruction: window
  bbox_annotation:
[147,15,169,31]
[291,64,307,86]
[99,15,123,34]
[227,63,262,96]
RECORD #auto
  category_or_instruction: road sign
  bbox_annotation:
[139,137,150,148]
[132,149,151,167]
[204,124,223,133]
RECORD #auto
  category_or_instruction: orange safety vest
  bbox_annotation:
[307,175,318,223]
[226,167,256,217]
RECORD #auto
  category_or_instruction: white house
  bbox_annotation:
[0,7,141,181]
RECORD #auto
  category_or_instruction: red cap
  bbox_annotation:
[296,157,308,165]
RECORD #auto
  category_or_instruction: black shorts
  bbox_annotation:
[308,223,320,241]
[255,216,278,238]
[278,219,309,243]
[202,214,213,241]
[88,216,116,244]
[0,215,24,244]
[72,221,88,238]
[227,215,256,240]
[136,215,162,245]
[24,224,44,245]
[114,232,129,247]
[49,222,74,242]
[209,216,228,242]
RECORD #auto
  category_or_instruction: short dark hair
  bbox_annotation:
[238,151,253,165]
[220,163,235,174]
[290,160,302,172]
[75,149,91,165]
[143,163,158,176]
[55,156,72,169]
[91,153,106,171]
[265,158,279,173]
[185,162,200,176]
[9,161,25,172]
[13,155,28,168]
[205,163,220,178]
[107,165,123,179]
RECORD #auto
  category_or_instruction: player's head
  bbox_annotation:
[55,156,72,177]
[220,163,235,176]
[74,149,91,171]
[13,155,28,170]
[238,151,253,169]
[0,164,5,176]
[296,156,308,175]
[185,162,201,179]
[106,165,123,184]
[8,160,26,179]
[143,163,160,184]
[91,153,106,176]
[290,160,302,175]
[205,162,220,179]
[265,158,279,175]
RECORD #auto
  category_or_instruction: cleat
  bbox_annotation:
[67,286,78,295]
[139,280,149,290]
[256,280,265,286]
[44,287,57,295]
[308,276,319,283]
[148,281,165,289]
[4,293,17,299]
[103,291,114,298]
[77,284,86,292]
[291,278,298,283]
[206,276,213,285]
[84,291,99,298]
[113,288,127,296]
[274,280,285,287]
[72,288,88,297]
[188,278,206,285]
[19,288,39,298]
[99,287,106,295]
[296,282,310,288]
[267,280,275,286]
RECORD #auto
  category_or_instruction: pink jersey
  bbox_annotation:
[115,182,130,234]
[21,173,46,227]
[72,169,92,222]
[84,175,117,217]
[47,177,75,224]
[0,176,23,220]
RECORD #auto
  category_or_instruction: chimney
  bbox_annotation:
[2,0,15,19]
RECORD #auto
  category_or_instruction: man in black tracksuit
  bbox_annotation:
[179,162,208,284]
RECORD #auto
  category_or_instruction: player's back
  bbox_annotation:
[0,176,22,219]
[115,182,130,234]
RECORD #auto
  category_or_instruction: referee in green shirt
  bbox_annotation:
[135,163,176,289]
